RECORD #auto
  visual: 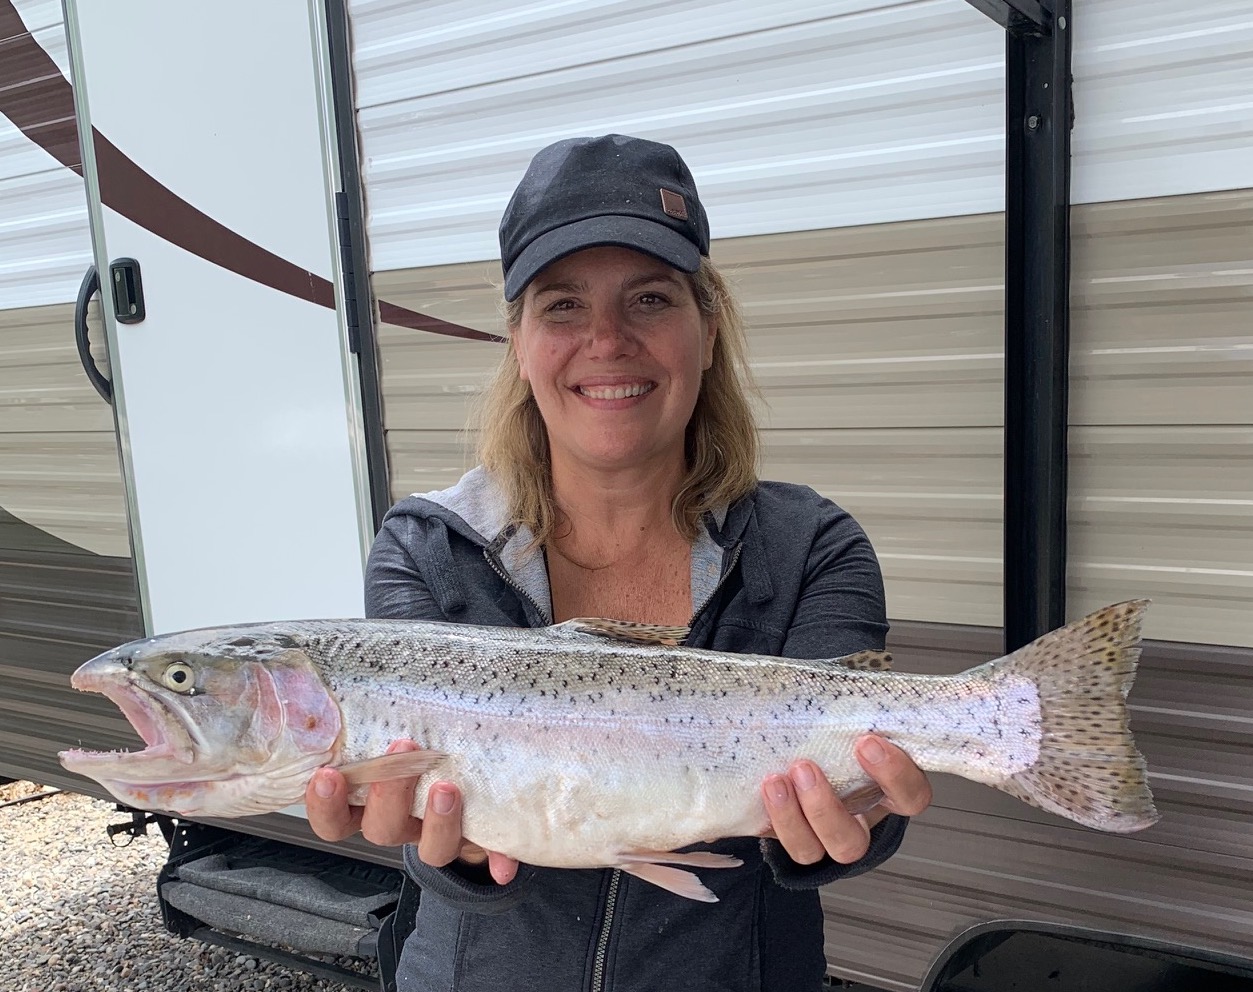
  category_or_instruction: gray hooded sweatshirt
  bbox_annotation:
[365,467,907,992]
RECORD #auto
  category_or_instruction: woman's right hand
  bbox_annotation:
[305,739,519,884]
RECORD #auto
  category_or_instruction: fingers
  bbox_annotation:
[855,735,933,817]
[306,767,363,842]
[762,762,871,865]
[360,740,425,847]
[488,851,520,885]
[415,780,467,867]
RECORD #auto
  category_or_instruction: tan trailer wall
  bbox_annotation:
[370,189,1253,985]
[0,302,131,556]
[371,188,1253,646]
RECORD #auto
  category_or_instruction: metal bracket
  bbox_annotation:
[965,0,1073,652]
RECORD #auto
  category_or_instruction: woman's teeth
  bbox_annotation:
[578,383,654,400]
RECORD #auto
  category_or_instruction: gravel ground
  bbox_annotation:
[0,780,378,992]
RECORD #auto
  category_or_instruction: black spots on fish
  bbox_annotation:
[228,636,256,648]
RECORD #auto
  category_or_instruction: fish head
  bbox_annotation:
[58,627,342,818]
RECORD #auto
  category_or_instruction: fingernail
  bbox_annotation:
[313,773,335,799]
[766,776,789,808]
[432,786,455,815]
[790,763,817,792]
[388,739,417,754]
[860,738,887,765]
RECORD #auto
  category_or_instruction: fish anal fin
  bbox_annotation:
[839,650,892,672]
[555,617,689,647]
[618,849,743,869]
[338,749,449,787]
[839,783,886,816]
[619,862,718,902]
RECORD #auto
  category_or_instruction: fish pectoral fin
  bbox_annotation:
[553,617,690,647]
[618,849,743,869]
[838,783,886,816]
[618,862,719,902]
[838,650,893,672]
[337,750,449,786]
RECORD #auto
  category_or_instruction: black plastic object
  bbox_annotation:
[109,257,145,323]
[74,264,112,403]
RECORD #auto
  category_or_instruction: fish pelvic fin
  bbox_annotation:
[986,599,1159,833]
[338,749,449,787]
[618,862,719,902]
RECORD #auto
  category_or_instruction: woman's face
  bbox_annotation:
[513,246,717,476]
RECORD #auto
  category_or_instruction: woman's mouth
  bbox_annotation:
[575,382,656,400]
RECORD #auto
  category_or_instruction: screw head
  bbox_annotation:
[1058,15,1067,28]
[1027,115,1041,130]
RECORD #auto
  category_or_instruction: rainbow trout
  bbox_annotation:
[59,600,1158,901]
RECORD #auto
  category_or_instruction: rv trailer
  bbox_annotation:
[1,0,1250,989]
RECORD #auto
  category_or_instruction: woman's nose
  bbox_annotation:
[584,308,635,357]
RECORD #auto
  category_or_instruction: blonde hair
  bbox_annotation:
[470,256,760,545]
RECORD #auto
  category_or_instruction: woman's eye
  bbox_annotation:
[638,292,670,309]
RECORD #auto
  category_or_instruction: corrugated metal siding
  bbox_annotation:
[349,0,1006,270]
[1072,0,1253,205]
[0,3,91,309]
[0,9,142,789]
[820,624,1253,990]
[1067,190,1253,647]
[371,215,1009,627]
[348,0,1252,275]
[371,187,1253,642]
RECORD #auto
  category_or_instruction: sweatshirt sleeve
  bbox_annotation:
[363,512,540,911]
[762,496,909,889]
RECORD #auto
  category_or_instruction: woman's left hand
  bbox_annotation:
[760,734,932,866]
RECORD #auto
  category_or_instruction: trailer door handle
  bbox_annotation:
[109,257,145,324]
[75,265,113,404]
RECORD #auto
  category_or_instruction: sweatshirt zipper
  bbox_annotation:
[483,546,551,625]
[686,542,742,636]
[590,868,622,992]
[584,542,739,992]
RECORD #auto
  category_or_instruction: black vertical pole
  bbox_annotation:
[1002,1,1073,651]
[325,0,392,533]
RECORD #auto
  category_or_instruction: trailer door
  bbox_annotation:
[61,0,373,634]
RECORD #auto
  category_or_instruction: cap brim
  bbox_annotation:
[503,215,702,301]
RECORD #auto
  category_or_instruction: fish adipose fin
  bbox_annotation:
[838,650,893,672]
[338,749,449,786]
[987,599,1159,833]
[555,617,690,647]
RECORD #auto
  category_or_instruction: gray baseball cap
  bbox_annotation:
[499,134,711,301]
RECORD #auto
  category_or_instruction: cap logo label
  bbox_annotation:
[660,188,688,220]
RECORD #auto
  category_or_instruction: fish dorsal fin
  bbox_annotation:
[838,649,892,672]
[552,617,690,647]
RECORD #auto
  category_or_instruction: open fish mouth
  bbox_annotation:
[58,671,196,778]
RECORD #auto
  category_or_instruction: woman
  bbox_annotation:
[306,134,932,991]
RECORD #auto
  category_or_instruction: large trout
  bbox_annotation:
[59,600,1158,901]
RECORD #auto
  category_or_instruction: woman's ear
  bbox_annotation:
[512,324,530,382]
[702,317,718,371]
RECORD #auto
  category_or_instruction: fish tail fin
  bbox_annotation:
[985,600,1159,833]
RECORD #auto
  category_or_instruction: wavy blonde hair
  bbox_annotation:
[469,256,760,545]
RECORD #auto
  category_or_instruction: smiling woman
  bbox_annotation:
[302,133,934,992]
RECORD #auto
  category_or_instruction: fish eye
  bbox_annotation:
[161,662,196,693]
